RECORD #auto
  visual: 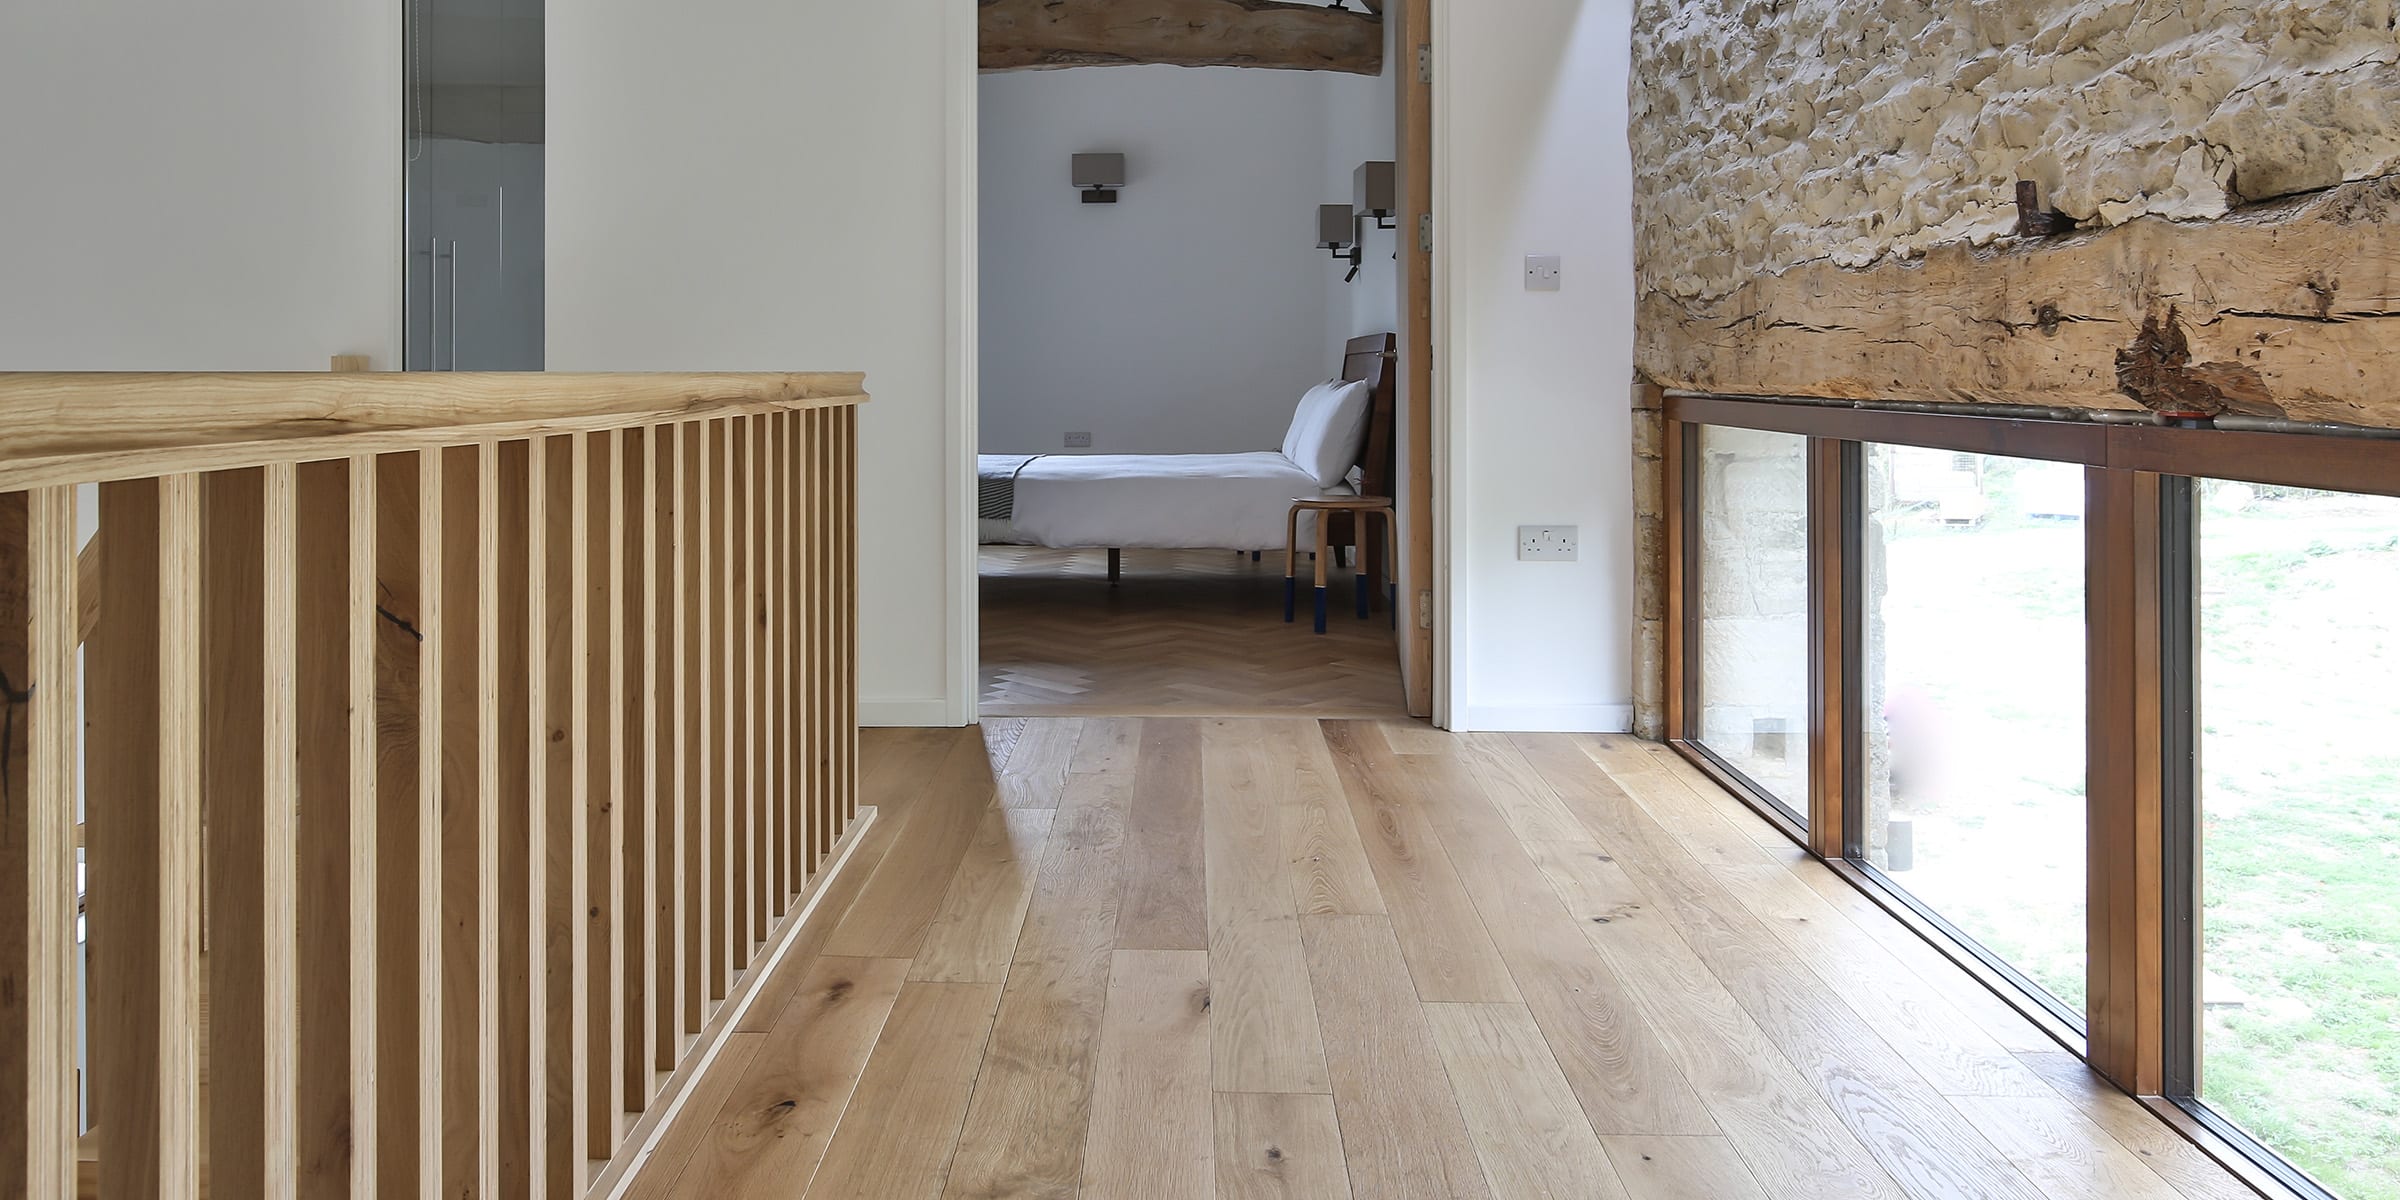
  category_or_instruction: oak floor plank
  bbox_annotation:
[998,718,1080,809]
[1080,950,1214,1200]
[1949,1094,2187,1200]
[1299,914,1492,1200]
[1599,1136,1770,1200]
[802,981,1003,1200]
[1318,722,1519,1003]
[822,731,995,959]
[1213,1092,1354,1200]
[1203,719,1333,1095]
[1368,720,1451,757]
[1530,746,2047,1200]
[1424,1002,1631,1200]
[1272,720,1384,918]
[650,957,907,1200]
[940,765,1133,1200]
[2013,1052,2259,1200]
[618,1033,768,1200]
[1446,733,1589,845]
[1521,839,1908,1200]
[910,807,1056,984]
[1117,720,1207,951]
[1067,717,1141,778]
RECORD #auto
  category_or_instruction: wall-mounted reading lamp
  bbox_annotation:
[1355,160,1397,229]
[1073,153,1125,204]
[1318,203,1363,282]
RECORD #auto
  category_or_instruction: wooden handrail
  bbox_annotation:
[0,371,868,490]
[2,371,867,1199]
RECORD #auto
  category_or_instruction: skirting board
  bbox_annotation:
[1451,702,1635,734]
[861,697,962,727]
[585,804,882,1199]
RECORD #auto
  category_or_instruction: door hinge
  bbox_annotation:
[1418,213,1434,253]
[1417,45,1432,84]
[1417,590,1434,630]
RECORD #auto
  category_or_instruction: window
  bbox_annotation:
[1691,425,1810,826]
[1858,446,2088,1020]
[2180,481,2400,1199]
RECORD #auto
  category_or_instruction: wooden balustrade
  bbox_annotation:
[0,371,868,1199]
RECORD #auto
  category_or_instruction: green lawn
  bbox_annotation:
[1870,471,2399,1199]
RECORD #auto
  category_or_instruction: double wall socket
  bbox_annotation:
[1517,525,1578,561]
[1064,431,1093,448]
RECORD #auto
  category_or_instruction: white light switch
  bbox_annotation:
[1524,254,1562,291]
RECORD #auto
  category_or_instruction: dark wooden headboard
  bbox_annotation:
[1341,332,1398,501]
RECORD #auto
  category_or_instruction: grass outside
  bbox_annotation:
[1870,468,2397,1199]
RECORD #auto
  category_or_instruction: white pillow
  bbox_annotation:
[1281,378,1373,489]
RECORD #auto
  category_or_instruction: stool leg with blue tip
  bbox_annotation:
[1312,510,1331,634]
[1354,516,1371,621]
[1283,505,1301,623]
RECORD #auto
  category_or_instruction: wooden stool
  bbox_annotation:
[1286,495,1396,634]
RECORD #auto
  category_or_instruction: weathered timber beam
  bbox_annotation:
[981,0,1383,75]
[1637,176,2400,430]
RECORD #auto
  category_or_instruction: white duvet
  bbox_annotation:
[989,452,1346,551]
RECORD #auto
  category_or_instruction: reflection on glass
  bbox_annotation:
[2197,482,2400,1200]
[1694,426,1810,824]
[1860,447,2087,1015]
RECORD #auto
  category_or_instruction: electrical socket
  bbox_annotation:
[1064,431,1093,448]
[1517,525,1578,561]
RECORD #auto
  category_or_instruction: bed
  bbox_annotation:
[978,333,1397,559]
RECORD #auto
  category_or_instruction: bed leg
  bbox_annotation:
[1108,547,1121,585]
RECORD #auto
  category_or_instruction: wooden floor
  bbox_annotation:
[979,547,1406,718]
[624,718,2256,1200]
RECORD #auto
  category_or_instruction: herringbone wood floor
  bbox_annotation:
[979,547,1406,717]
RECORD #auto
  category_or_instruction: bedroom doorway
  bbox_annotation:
[971,17,1426,720]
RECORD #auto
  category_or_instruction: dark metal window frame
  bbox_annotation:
[1664,390,2400,1200]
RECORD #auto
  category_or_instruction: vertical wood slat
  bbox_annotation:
[619,428,653,1112]
[584,432,623,1152]
[839,406,858,833]
[679,424,706,1044]
[90,475,204,1200]
[435,444,483,1199]
[374,451,436,1200]
[649,427,680,1071]
[713,420,737,998]
[341,457,380,1199]
[497,441,539,1199]
[805,410,826,875]
[545,435,589,1197]
[2,487,77,1200]
[731,417,755,965]
[203,474,260,1187]
[760,417,785,918]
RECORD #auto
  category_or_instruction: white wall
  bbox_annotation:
[1437,0,1637,732]
[548,0,966,725]
[0,3,400,369]
[978,66,1394,456]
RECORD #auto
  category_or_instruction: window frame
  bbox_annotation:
[1664,391,2400,1200]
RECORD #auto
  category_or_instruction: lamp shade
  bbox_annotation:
[1354,160,1397,217]
[1317,204,1355,249]
[1071,153,1126,189]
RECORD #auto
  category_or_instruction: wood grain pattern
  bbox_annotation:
[1213,1092,1354,1200]
[1118,720,1208,951]
[980,0,1382,75]
[1425,1002,1630,1200]
[802,982,1002,1199]
[0,371,867,490]
[1081,951,1216,1200]
[1600,1136,1770,1200]
[1202,720,1334,1095]
[909,808,1055,984]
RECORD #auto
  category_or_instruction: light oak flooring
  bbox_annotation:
[979,547,1405,718]
[626,718,2255,1200]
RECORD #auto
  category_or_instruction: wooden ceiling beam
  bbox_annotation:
[981,0,1384,75]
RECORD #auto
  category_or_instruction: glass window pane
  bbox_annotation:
[1859,447,2087,1017]
[1693,426,1810,823]
[2197,481,2400,1199]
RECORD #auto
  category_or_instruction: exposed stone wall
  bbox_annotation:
[1633,0,2400,307]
